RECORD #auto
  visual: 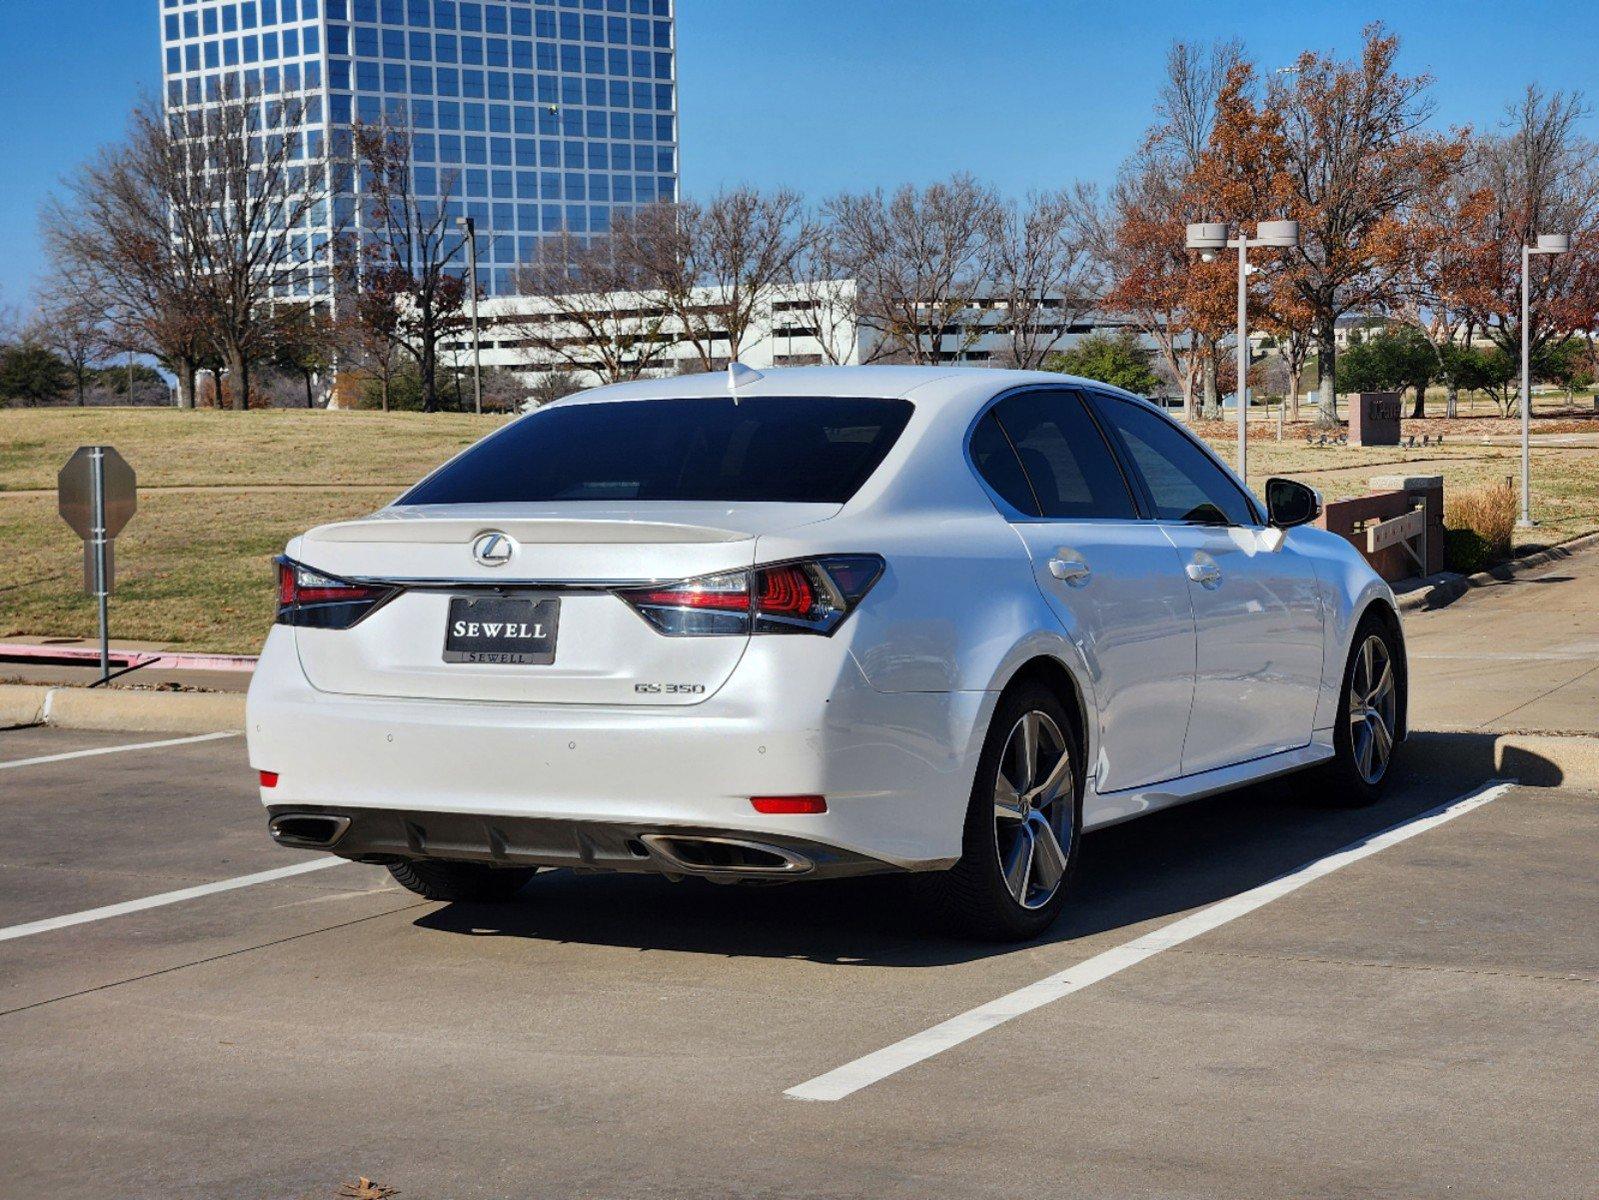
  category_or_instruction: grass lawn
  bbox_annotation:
[3,405,1597,654]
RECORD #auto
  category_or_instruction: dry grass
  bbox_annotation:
[3,406,1598,653]
[0,407,505,492]
[1446,481,1518,567]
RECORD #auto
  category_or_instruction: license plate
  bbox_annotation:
[443,596,559,665]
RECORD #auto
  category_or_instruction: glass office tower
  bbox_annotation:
[159,0,679,296]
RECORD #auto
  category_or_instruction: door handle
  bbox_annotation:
[1185,557,1223,588]
[1049,557,1092,587]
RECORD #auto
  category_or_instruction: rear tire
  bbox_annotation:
[1319,614,1403,807]
[387,859,538,902]
[938,683,1082,941]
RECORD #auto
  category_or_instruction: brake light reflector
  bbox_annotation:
[259,770,279,789]
[615,556,883,638]
[751,795,828,815]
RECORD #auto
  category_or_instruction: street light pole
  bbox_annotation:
[1187,220,1299,488]
[457,216,483,415]
[1236,229,1250,487]
[1518,233,1570,528]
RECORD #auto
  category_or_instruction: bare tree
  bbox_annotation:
[351,118,473,412]
[783,228,879,365]
[825,174,1002,364]
[1149,39,1247,168]
[31,279,111,407]
[44,99,212,409]
[154,80,337,409]
[687,187,812,368]
[615,188,812,371]
[527,370,583,407]
[513,226,676,384]
[1384,165,1496,417]
[270,302,337,409]
[988,191,1090,369]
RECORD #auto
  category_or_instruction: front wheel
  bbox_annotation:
[387,859,538,902]
[1321,617,1403,806]
[938,684,1082,941]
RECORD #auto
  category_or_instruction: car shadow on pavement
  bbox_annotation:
[413,732,1557,967]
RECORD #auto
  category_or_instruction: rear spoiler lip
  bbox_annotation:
[301,518,754,547]
[300,501,843,547]
[336,575,664,592]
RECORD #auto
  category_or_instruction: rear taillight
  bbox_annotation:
[616,556,884,637]
[275,557,398,630]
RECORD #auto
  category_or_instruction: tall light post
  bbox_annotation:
[1187,220,1298,488]
[456,215,483,415]
[1518,233,1569,528]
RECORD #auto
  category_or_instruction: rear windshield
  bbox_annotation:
[399,396,915,506]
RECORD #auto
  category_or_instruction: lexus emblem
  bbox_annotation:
[472,531,516,567]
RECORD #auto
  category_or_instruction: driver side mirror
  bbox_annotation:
[1265,477,1321,529]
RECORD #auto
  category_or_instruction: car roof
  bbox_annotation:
[551,365,1144,414]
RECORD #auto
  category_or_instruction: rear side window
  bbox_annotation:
[969,412,1041,515]
[399,396,915,505]
[986,390,1137,520]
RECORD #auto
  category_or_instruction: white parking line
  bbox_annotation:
[0,731,239,771]
[786,779,1516,1103]
[0,858,352,944]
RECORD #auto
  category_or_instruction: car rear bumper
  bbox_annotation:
[246,627,990,871]
[266,803,892,880]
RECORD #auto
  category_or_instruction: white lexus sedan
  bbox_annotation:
[248,366,1405,939]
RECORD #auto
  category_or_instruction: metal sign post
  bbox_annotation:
[58,446,137,683]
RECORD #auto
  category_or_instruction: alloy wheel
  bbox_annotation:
[1349,634,1398,785]
[991,711,1074,910]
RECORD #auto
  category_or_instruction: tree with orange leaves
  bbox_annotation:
[1093,42,1253,419]
[1382,169,1497,417]
[1270,25,1464,421]
[1185,58,1293,419]
[1091,43,1288,421]
[1464,87,1599,388]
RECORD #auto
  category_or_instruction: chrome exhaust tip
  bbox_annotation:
[268,813,352,850]
[639,834,814,877]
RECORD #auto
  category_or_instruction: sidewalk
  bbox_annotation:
[0,638,251,694]
[1404,540,1599,736]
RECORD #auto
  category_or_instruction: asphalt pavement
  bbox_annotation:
[1,722,1593,1199]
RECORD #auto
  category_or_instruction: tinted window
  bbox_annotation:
[990,390,1137,520]
[1095,397,1257,525]
[400,397,914,505]
[969,412,1040,515]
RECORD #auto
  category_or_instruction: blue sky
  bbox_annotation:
[2,0,1595,311]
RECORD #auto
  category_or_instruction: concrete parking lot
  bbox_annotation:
[2,720,1595,1199]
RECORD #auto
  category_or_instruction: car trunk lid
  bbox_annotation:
[288,503,835,706]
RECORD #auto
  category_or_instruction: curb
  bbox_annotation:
[1403,730,1599,791]
[1396,530,1599,613]
[0,684,245,735]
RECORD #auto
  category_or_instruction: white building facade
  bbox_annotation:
[453,280,1150,388]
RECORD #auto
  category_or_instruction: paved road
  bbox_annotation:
[1,724,1593,1199]
[1407,544,1599,734]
